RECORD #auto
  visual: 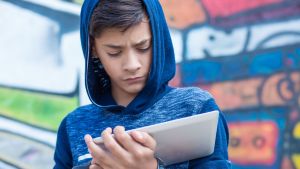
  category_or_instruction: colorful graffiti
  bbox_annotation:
[163,0,300,168]
[0,0,82,168]
[1,0,300,168]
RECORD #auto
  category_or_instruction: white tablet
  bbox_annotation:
[94,110,219,166]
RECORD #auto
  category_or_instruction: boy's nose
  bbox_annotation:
[123,52,141,72]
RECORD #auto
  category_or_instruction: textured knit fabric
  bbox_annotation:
[54,87,231,168]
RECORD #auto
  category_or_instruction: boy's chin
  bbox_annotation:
[125,85,145,95]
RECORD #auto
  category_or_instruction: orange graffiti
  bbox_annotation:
[209,78,260,110]
[207,72,300,110]
[159,0,206,29]
[228,121,278,165]
[261,72,300,106]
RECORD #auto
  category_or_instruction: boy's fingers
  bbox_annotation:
[104,127,112,134]
[84,134,98,154]
[101,127,128,159]
[84,134,110,163]
[114,126,140,152]
[89,164,103,169]
[84,134,94,153]
[130,131,156,151]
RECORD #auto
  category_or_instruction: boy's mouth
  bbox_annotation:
[125,76,145,84]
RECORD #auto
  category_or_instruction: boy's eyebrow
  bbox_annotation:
[103,38,151,49]
[134,38,151,46]
[103,44,123,49]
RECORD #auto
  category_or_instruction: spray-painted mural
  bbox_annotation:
[0,0,83,168]
[160,0,300,168]
[0,0,299,168]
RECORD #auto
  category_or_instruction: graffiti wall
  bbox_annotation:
[0,0,83,168]
[0,0,299,168]
[160,0,300,168]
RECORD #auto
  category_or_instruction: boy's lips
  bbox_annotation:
[124,76,145,84]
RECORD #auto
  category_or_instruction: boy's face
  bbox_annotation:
[93,21,152,98]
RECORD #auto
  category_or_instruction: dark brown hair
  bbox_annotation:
[89,0,148,38]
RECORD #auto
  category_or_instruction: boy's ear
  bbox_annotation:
[89,36,98,58]
[91,47,97,58]
[90,44,98,58]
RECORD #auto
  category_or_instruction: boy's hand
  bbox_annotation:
[85,126,157,169]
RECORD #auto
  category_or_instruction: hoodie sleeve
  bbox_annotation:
[188,98,232,169]
[53,117,73,169]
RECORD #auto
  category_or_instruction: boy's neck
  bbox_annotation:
[111,87,136,107]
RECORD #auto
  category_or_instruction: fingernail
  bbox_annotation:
[102,128,109,136]
[84,134,92,143]
[115,126,125,132]
[106,127,112,133]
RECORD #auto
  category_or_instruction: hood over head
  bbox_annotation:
[80,0,175,114]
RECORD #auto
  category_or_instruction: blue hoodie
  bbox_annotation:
[54,0,231,168]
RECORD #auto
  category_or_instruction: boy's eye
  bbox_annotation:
[107,51,121,57]
[138,45,151,52]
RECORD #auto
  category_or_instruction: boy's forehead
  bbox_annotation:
[103,20,150,34]
[95,21,152,44]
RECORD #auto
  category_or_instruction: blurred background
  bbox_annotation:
[0,0,299,168]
